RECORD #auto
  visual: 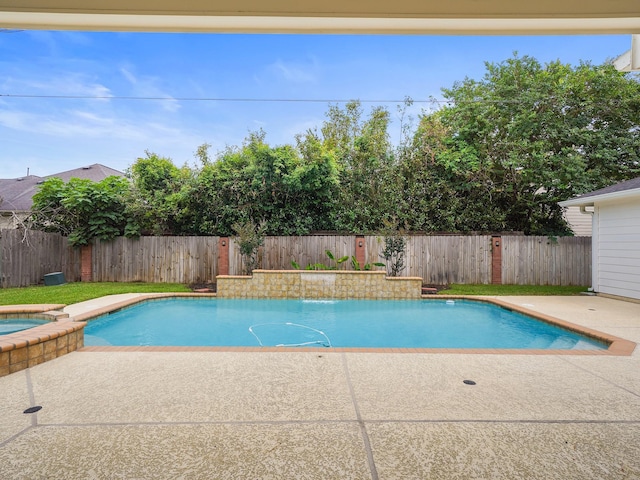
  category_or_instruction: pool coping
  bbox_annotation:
[0,304,86,377]
[70,293,636,356]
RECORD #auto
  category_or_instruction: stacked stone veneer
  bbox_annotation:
[217,270,423,299]
[0,308,85,377]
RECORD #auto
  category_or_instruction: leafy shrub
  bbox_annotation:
[232,220,266,275]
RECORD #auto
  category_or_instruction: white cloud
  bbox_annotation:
[0,106,191,144]
[119,66,180,112]
[120,67,138,86]
[0,104,209,177]
[266,57,320,84]
[2,74,113,101]
[0,110,30,131]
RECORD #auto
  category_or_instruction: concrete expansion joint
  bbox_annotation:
[3,418,639,450]
[38,419,359,427]
[0,425,38,449]
[341,353,379,480]
[0,370,41,448]
[361,419,640,425]
[558,356,640,399]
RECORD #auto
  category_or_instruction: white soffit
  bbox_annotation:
[1,0,640,34]
[1,15,639,34]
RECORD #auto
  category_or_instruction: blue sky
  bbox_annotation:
[0,32,633,178]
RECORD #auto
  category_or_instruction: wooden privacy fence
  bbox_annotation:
[0,229,81,288]
[233,235,355,274]
[95,234,590,285]
[1,231,592,287]
[364,235,493,284]
[501,235,591,286]
[92,236,220,283]
[237,235,490,284]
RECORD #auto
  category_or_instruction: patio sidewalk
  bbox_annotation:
[1,295,639,479]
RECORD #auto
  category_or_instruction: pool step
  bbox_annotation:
[44,310,70,320]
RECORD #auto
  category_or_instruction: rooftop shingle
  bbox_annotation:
[0,163,124,212]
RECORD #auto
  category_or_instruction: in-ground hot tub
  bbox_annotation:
[1,318,49,336]
[0,305,86,377]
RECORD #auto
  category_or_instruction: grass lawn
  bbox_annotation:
[0,282,191,306]
[441,284,588,296]
[0,282,589,306]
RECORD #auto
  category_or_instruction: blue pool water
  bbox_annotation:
[0,319,48,336]
[84,298,607,350]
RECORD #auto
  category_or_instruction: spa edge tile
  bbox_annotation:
[43,349,57,362]
[56,336,68,350]
[9,361,28,374]
[27,343,44,359]
[0,351,10,367]
[9,347,28,364]
[28,355,45,367]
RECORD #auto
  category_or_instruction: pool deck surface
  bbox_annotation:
[1,294,639,479]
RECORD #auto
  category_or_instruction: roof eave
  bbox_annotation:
[559,188,640,207]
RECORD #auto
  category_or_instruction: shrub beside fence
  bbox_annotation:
[0,229,81,288]
[1,231,592,287]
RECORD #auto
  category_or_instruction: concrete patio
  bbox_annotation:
[1,295,639,479]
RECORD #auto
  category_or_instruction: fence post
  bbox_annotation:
[218,237,229,276]
[491,236,502,285]
[81,243,93,282]
[355,235,366,268]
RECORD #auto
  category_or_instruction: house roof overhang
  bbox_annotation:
[559,189,640,208]
[1,0,640,34]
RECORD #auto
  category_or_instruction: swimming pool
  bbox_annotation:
[84,298,607,350]
[0,318,49,336]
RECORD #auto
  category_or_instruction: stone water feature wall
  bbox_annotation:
[216,270,423,299]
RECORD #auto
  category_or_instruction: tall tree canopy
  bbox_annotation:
[125,152,195,235]
[30,55,640,239]
[298,101,400,232]
[413,55,640,234]
[31,176,132,246]
[192,130,340,236]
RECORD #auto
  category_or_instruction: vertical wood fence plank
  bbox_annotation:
[0,229,80,288]
[501,236,591,285]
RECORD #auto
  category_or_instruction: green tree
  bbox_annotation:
[412,54,640,234]
[301,100,401,232]
[31,176,133,246]
[192,131,340,235]
[191,143,252,236]
[232,219,266,274]
[126,152,196,235]
[379,219,407,277]
[395,114,465,232]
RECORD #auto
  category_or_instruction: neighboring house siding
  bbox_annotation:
[0,214,15,230]
[563,206,592,236]
[595,199,640,300]
[0,212,29,229]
